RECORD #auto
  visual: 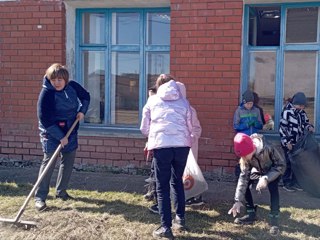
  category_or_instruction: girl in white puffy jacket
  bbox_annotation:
[140,74,193,239]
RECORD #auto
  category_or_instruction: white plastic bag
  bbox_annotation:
[183,150,208,200]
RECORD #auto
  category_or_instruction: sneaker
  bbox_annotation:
[145,177,156,183]
[149,204,159,214]
[185,196,204,206]
[269,226,280,236]
[292,184,303,191]
[234,205,257,225]
[282,185,296,192]
[35,200,47,212]
[172,216,186,231]
[234,214,256,225]
[144,192,155,202]
[152,226,174,239]
[56,193,75,201]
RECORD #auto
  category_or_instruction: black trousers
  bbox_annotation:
[245,177,280,215]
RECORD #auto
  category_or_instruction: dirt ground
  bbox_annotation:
[0,166,319,210]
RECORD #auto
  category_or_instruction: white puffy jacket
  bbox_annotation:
[140,80,193,150]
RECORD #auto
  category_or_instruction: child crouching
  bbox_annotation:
[228,133,286,236]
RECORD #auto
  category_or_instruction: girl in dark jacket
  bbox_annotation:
[35,63,90,211]
[228,133,286,236]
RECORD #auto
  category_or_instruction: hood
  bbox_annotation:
[252,134,264,154]
[176,81,187,98]
[42,76,68,92]
[157,80,180,101]
[42,77,55,91]
[284,102,303,114]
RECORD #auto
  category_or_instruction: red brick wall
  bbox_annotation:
[170,0,243,176]
[0,0,66,161]
[0,0,243,177]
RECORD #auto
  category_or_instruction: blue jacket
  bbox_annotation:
[37,77,90,153]
[233,103,263,136]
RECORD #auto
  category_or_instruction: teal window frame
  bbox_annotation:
[75,8,170,133]
[242,2,320,134]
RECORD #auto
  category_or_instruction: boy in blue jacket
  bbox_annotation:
[233,90,263,136]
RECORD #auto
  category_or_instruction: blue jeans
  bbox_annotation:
[35,150,76,201]
[153,147,190,229]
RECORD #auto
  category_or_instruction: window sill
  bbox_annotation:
[78,126,145,139]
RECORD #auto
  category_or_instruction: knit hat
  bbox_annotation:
[242,90,254,103]
[234,133,255,157]
[292,92,307,105]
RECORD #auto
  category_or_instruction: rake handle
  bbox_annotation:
[13,118,80,223]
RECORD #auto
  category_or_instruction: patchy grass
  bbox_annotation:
[0,182,319,240]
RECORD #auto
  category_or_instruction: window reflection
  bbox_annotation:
[146,53,170,90]
[248,51,276,131]
[111,53,139,125]
[79,10,170,127]
[82,51,105,124]
[147,13,170,45]
[284,51,316,125]
[112,12,140,44]
[82,13,105,44]
[286,7,318,43]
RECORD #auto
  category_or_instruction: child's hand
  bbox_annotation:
[308,126,315,133]
[254,121,261,128]
[248,120,255,127]
[256,176,268,191]
[228,202,243,217]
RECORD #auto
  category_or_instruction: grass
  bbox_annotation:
[0,182,319,240]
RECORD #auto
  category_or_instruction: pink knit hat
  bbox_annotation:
[234,133,255,157]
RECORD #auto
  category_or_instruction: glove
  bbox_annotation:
[256,176,268,191]
[228,201,243,217]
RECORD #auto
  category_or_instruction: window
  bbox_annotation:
[249,6,281,46]
[243,3,320,133]
[76,9,170,129]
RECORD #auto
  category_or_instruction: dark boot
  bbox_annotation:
[234,205,257,225]
[269,213,280,236]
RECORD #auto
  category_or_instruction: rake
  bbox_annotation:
[0,119,79,229]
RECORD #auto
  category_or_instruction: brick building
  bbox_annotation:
[1,0,319,178]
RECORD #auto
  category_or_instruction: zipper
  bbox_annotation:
[64,90,69,99]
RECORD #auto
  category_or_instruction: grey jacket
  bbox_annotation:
[234,134,286,203]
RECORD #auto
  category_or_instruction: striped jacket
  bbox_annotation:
[279,102,313,150]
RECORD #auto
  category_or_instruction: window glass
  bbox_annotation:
[248,51,276,131]
[82,13,105,44]
[111,52,140,125]
[283,51,316,125]
[248,7,280,46]
[112,12,140,44]
[78,10,170,128]
[146,52,170,89]
[286,7,318,43]
[147,12,170,45]
[82,51,105,124]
